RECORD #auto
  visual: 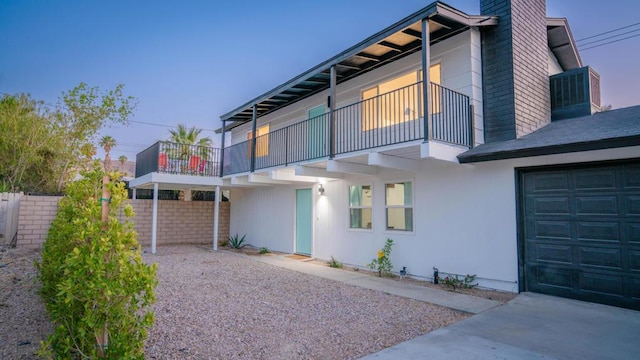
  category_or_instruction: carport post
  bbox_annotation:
[151,182,158,254]
[213,185,220,251]
[132,187,136,202]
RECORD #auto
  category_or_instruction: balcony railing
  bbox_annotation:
[136,141,221,178]
[223,81,472,176]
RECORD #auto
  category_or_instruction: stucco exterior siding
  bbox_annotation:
[228,145,640,292]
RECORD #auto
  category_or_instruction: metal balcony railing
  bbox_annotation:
[222,81,472,176]
[135,141,221,178]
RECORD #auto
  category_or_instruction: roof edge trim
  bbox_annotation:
[458,136,640,164]
[220,1,497,122]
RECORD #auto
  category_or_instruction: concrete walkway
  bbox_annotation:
[363,292,640,360]
[250,253,500,314]
[243,252,640,360]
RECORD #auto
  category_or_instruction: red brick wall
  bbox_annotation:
[16,196,230,249]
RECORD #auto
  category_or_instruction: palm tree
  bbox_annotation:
[118,155,128,174]
[167,124,212,159]
[80,143,96,162]
[99,135,116,171]
[168,124,211,146]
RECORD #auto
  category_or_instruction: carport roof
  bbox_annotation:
[458,105,640,163]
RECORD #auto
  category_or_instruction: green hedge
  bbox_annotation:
[37,164,157,359]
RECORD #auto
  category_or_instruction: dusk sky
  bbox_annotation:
[1,0,639,160]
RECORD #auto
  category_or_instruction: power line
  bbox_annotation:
[129,120,216,132]
[580,33,640,51]
[578,27,640,47]
[575,21,640,42]
[1,92,217,133]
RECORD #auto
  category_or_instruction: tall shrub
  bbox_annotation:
[37,163,157,358]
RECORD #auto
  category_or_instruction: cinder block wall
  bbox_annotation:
[16,196,230,249]
[128,200,231,246]
[16,195,61,249]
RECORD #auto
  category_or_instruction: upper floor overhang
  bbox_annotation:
[217,1,498,132]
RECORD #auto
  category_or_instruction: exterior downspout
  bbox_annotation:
[219,120,226,178]
[329,65,337,159]
[421,18,431,142]
[250,104,258,172]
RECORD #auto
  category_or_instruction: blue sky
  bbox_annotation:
[1,0,639,160]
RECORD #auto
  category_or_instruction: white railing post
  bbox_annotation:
[151,183,158,254]
[213,185,220,251]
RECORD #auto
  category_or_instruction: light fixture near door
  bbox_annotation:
[318,184,325,195]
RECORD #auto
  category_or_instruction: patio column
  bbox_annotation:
[132,188,136,203]
[219,120,226,177]
[329,65,337,159]
[421,18,431,142]
[151,182,158,254]
[250,104,258,172]
[213,185,220,251]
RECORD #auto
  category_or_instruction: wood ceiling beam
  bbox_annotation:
[378,41,404,52]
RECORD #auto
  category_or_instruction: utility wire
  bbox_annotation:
[129,120,216,132]
[580,33,640,51]
[575,21,640,42]
[1,92,217,133]
[578,27,640,47]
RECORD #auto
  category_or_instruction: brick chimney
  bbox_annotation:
[480,0,551,142]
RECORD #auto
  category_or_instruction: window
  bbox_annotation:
[246,124,270,157]
[385,182,413,231]
[349,185,372,229]
[362,64,441,131]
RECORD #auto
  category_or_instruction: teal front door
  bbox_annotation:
[295,188,312,255]
[308,105,326,159]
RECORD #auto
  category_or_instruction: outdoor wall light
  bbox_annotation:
[318,184,325,196]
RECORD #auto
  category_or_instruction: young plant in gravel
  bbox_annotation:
[36,163,157,359]
[367,239,394,277]
[442,274,478,291]
[259,247,271,254]
[326,256,343,268]
[228,233,246,249]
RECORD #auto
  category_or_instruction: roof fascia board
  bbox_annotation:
[547,17,583,69]
[458,136,640,164]
[220,2,487,122]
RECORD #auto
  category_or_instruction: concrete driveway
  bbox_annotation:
[363,292,640,360]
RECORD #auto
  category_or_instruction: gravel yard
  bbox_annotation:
[1,245,471,359]
[144,246,468,359]
[0,247,52,359]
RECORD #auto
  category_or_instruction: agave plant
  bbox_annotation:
[227,233,246,249]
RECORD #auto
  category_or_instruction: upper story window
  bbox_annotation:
[349,185,373,229]
[362,64,441,131]
[385,181,413,231]
[246,124,270,157]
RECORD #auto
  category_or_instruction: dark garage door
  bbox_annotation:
[520,161,640,310]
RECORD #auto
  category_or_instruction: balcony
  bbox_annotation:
[136,141,221,178]
[134,82,472,179]
[223,81,472,176]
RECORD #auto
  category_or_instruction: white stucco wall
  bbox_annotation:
[228,145,640,292]
[229,30,484,146]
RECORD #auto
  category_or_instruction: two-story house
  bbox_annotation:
[131,0,640,310]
